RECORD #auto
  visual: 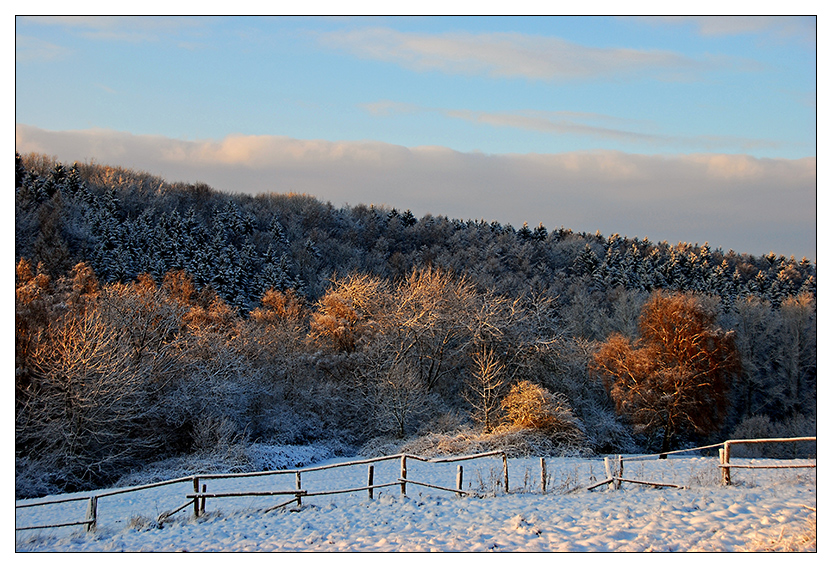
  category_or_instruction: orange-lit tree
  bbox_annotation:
[592,291,740,454]
[308,273,390,353]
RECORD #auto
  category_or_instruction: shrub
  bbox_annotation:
[399,425,589,458]
[499,381,585,448]
[730,414,816,458]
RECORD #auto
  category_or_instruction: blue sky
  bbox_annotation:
[15,15,818,259]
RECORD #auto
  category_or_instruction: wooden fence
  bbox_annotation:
[15,475,196,532]
[16,437,817,533]
[15,451,508,532]
[585,436,817,491]
[186,451,509,517]
[718,437,817,485]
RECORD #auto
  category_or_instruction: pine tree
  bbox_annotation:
[400,209,417,227]
[767,269,793,308]
[64,164,83,197]
[270,218,290,249]
[573,244,599,276]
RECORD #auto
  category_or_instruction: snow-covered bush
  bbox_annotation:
[15,457,65,500]
[246,442,350,470]
[577,400,640,454]
[729,414,816,458]
[358,436,409,458]
[483,426,588,458]
[190,416,249,463]
[398,428,487,457]
[114,441,349,487]
[397,425,590,459]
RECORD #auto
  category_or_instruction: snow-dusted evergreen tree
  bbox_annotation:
[573,244,600,277]
[269,217,291,250]
[400,209,417,227]
[517,222,533,241]
[258,246,297,296]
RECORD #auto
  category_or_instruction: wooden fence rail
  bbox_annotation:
[395,478,471,496]
[16,451,507,532]
[14,519,96,532]
[619,442,725,462]
[586,436,816,492]
[719,437,816,485]
[187,451,506,516]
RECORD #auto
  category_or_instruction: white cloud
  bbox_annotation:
[19,16,209,43]
[15,35,71,62]
[316,28,716,82]
[635,16,816,45]
[15,124,816,259]
[361,102,780,153]
[360,100,422,117]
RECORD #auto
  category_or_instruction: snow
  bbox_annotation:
[15,451,817,552]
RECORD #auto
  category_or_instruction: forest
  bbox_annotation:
[14,152,817,498]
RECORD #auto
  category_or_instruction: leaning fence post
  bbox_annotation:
[400,455,407,496]
[502,453,509,494]
[193,477,200,517]
[368,464,375,500]
[200,484,207,514]
[295,471,303,507]
[456,465,464,496]
[85,496,98,532]
[540,458,547,493]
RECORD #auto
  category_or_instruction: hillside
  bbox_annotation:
[14,153,817,498]
[15,153,815,307]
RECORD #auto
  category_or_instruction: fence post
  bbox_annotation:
[721,442,732,485]
[85,496,98,532]
[295,471,303,507]
[604,457,615,490]
[616,455,623,490]
[368,465,374,500]
[400,455,407,496]
[193,477,200,517]
[540,458,547,493]
[502,453,509,494]
[457,465,464,496]
[200,484,207,514]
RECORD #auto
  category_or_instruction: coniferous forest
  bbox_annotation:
[15,152,817,498]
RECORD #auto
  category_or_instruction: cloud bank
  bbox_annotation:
[15,124,816,260]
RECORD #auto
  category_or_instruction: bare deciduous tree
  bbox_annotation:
[20,305,167,490]
[463,345,506,433]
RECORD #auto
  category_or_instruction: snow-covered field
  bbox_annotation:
[15,452,817,552]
